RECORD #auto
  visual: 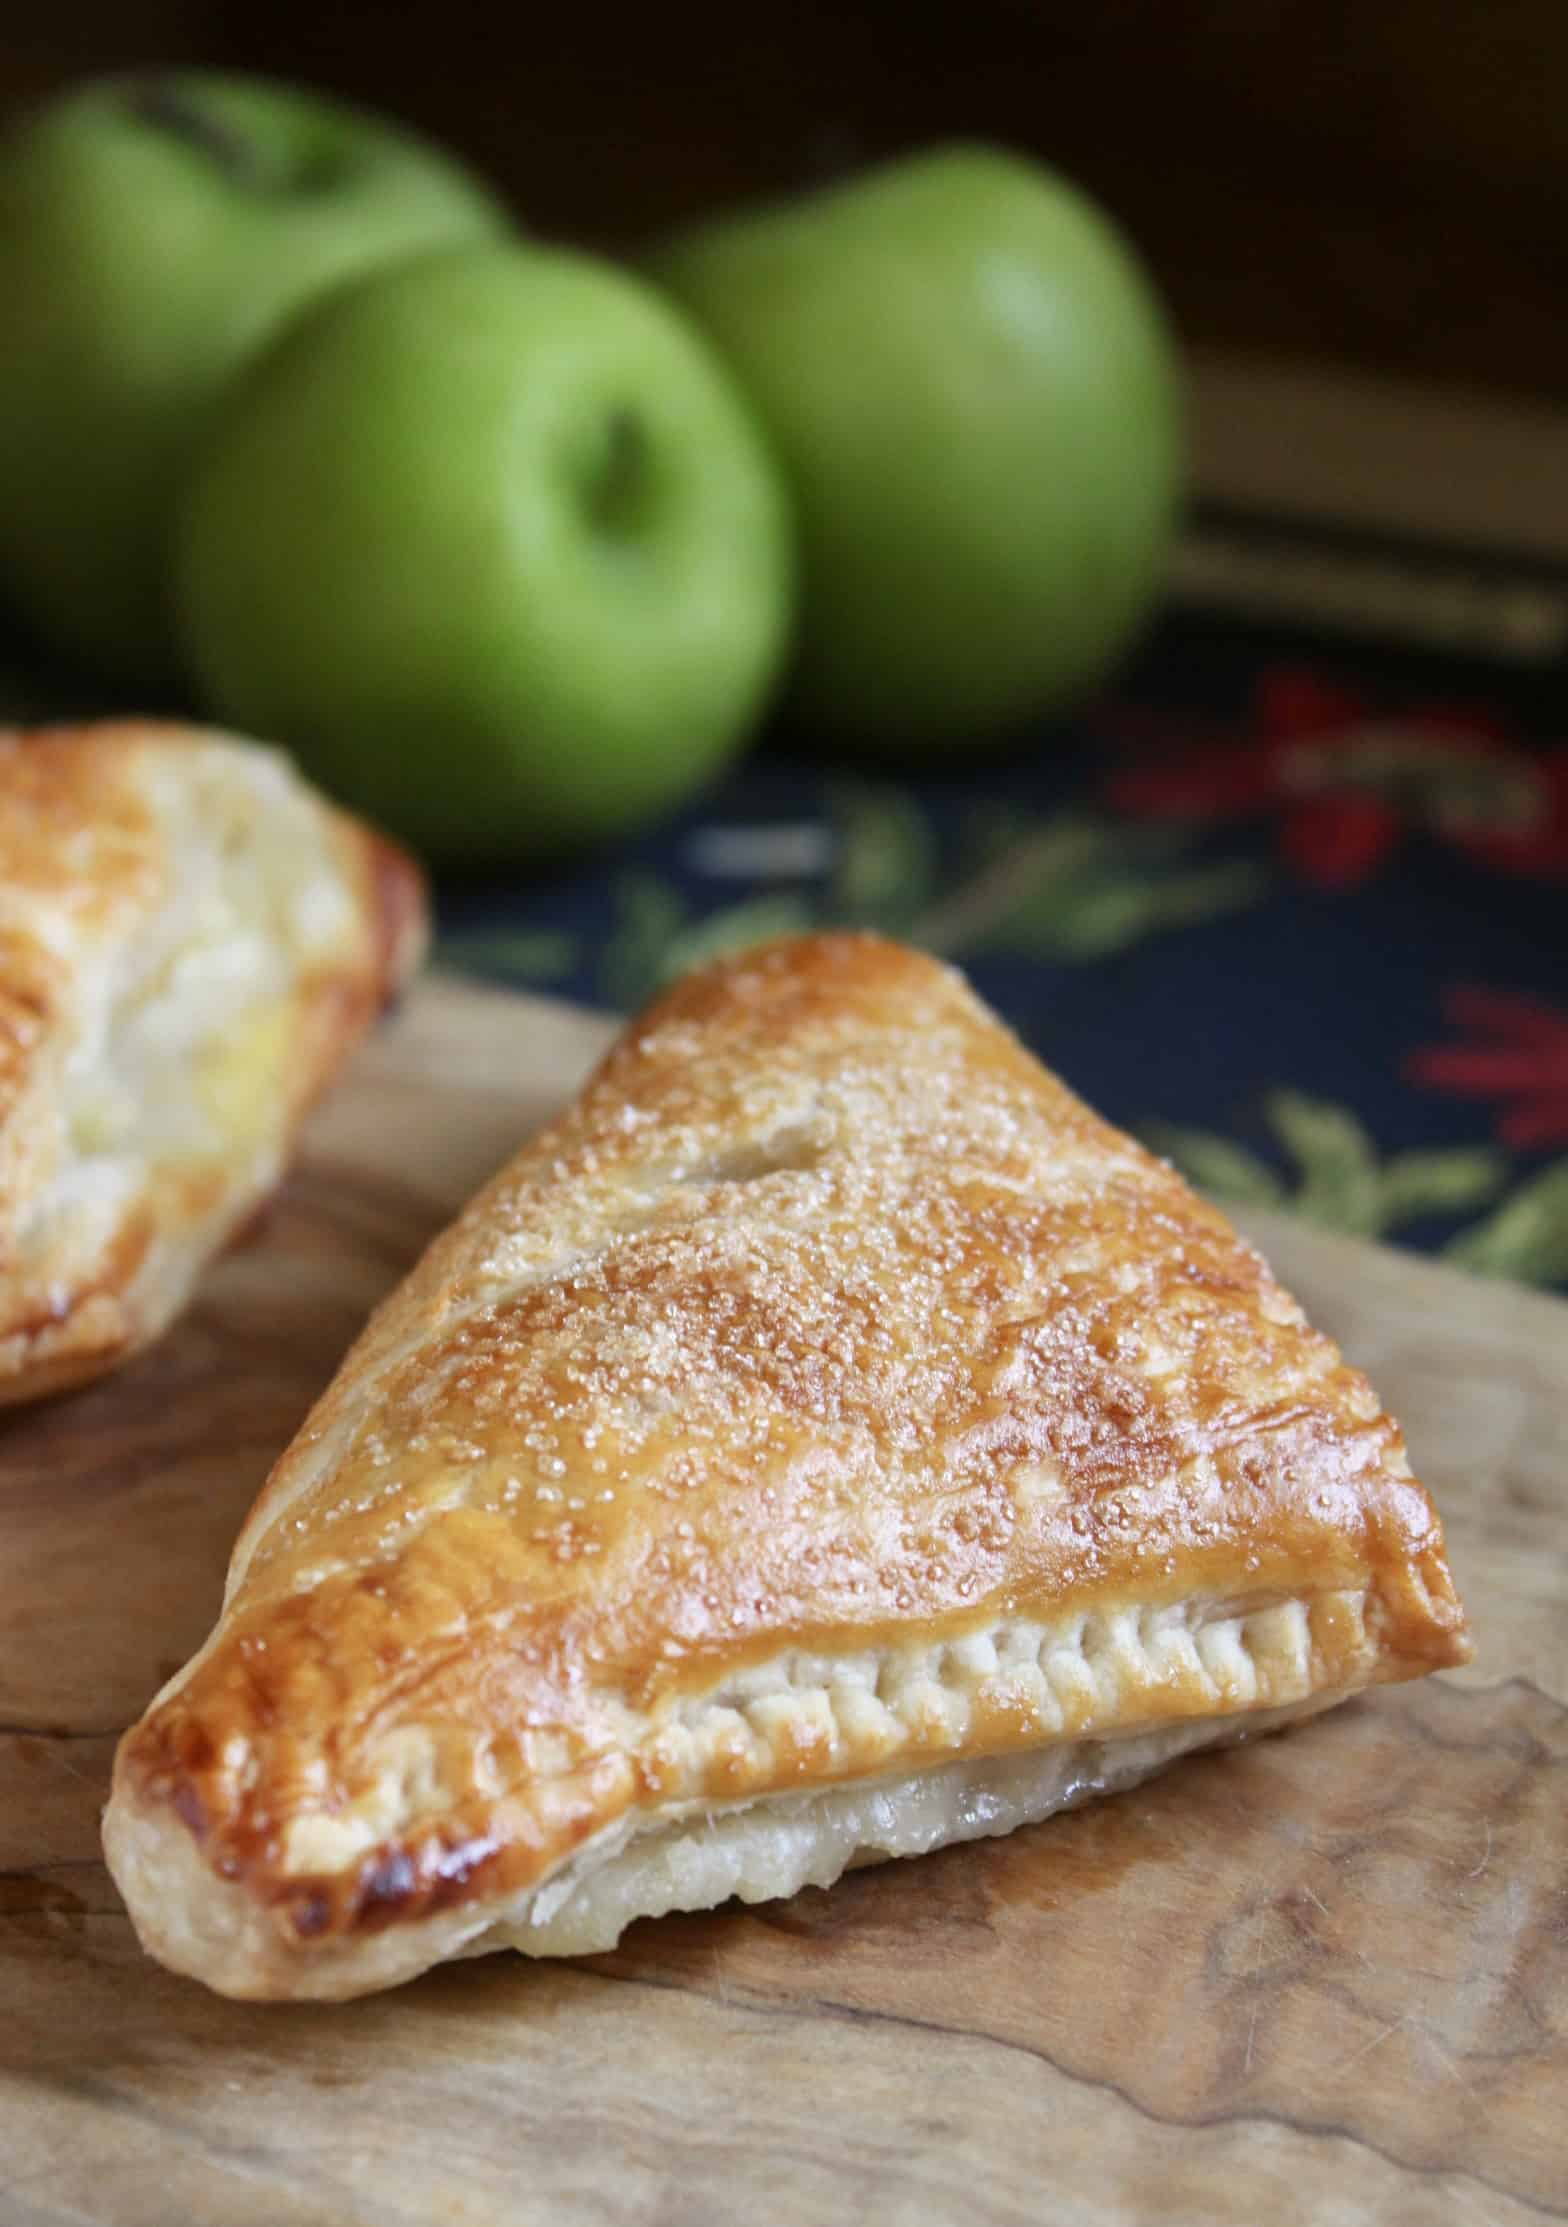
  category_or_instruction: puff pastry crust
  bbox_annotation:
[105,933,1470,1999]
[0,721,425,1403]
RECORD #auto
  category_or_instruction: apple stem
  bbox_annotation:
[589,410,647,535]
[124,78,263,186]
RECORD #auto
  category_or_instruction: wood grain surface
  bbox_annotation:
[2,974,1564,2227]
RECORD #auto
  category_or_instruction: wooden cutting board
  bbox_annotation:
[3,974,1565,2227]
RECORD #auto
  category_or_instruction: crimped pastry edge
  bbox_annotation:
[490,1689,1350,1959]
[105,1690,1345,2002]
[258,1584,1387,1882]
[107,1582,1390,1998]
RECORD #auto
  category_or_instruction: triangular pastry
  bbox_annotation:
[1,721,425,1403]
[105,934,1470,1999]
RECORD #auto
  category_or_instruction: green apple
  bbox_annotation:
[175,244,795,863]
[0,72,509,684]
[651,144,1181,749]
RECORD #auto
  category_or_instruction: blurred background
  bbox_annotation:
[3,5,1566,1286]
[7,4,1567,645]
[3,0,1566,398]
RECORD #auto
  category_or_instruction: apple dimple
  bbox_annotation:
[584,408,653,539]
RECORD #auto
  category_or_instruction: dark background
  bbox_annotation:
[5,0,1567,408]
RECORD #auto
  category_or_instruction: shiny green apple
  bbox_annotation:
[175,244,795,862]
[0,73,509,684]
[652,144,1182,749]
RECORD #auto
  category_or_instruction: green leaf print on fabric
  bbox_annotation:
[1147,1091,1508,1242]
[442,791,1274,1011]
[1264,1091,1384,1235]
[828,781,938,932]
[599,874,691,1009]
[435,928,580,984]
[1137,1128,1288,1211]
[1444,1159,1568,1285]
[599,875,817,1009]
[917,811,1267,961]
[1377,1148,1519,1224]
[654,894,821,986]
[585,798,1270,1009]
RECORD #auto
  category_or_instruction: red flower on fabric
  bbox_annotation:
[1103,665,1568,887]
[1408,986,1568,1150]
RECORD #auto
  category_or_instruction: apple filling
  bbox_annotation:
[480,1698,1334,1960]
[15,741,358,1306]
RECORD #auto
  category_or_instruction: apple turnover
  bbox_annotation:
[105,933,1469,1998]
[0,720,425,1402]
